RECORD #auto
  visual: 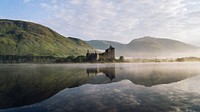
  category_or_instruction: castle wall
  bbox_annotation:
[86,53,99,61]
[86,46,115,61]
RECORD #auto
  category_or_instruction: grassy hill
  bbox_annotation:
[0,19,94,56]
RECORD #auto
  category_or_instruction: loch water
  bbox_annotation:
[1,63,200,112]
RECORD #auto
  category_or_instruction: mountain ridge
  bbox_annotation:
[87,36,200,57]
[0,19,94,56]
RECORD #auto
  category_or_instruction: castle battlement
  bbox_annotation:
[86,45,115,61]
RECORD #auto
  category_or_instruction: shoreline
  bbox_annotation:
[1,61,200,65]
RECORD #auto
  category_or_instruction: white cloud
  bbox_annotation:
[37,0,200,46]
[40,3,50,9]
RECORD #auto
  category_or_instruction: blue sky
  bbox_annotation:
[0,0,200,46]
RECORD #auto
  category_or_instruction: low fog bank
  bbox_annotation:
[115,49,200,59]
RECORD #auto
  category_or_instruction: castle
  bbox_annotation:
[86,45,115,61]
[86,67,115,81]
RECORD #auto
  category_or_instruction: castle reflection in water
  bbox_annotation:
[86,67,115,81]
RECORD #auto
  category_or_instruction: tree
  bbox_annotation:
[119,56,124,62]
[75,55,86,62]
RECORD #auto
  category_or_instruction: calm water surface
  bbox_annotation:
[0,63,200,112]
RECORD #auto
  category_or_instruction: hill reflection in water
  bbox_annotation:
[0,63,200,111]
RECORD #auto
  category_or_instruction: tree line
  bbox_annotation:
[0,55,93,63]
[0,55,124,63]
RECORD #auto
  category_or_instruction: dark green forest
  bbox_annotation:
[0,55,88,63]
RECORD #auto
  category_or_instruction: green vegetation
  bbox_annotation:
[55,55,87,63]
[118,56,124,62]
[176,57,200,62]
[0,55,88,63]
[0,19,94,56]
[126,57,200,63]
[2,55,200,63]
[1,55,200,63]
[129,58,175,63]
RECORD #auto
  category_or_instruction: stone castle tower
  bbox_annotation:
[86,45,115,61]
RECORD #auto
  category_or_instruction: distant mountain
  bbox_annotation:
[128,36,198,52]
[87,36,200,57]
[87,40,125,50]
[0,19,93,56]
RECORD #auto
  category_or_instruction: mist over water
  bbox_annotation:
[120,50,200,59]
[1,63,200,112]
